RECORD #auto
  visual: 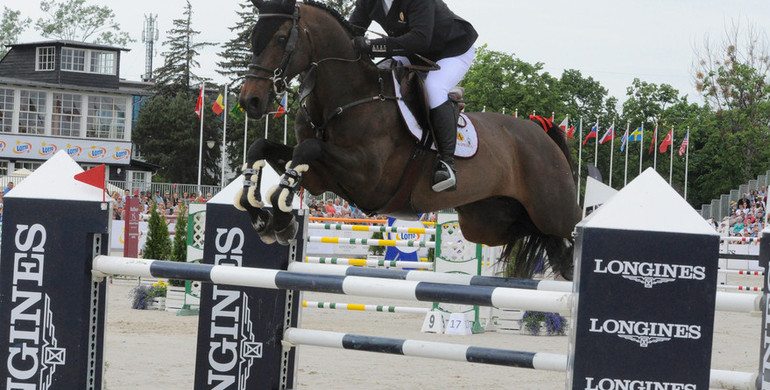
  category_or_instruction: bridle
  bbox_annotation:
[243,5,401,140]
[244,6,301,97]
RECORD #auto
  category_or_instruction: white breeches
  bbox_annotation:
[394,45,475,109]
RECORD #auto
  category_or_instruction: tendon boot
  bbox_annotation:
[430,100,459,192]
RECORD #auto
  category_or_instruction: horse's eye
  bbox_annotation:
[276,35,288,45]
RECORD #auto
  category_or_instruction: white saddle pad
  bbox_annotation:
[392,72,479,158]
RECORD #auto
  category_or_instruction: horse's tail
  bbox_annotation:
[540,118,578,186]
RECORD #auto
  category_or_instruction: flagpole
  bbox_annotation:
[624,121,630,186]
[684,127,690,201]
[653,124,658,171]
[197,83,205,196]
[221,84,228,188]
[577,117,583,205]
[264,115,269,139]
[608,121,615,187]
[639,123,644,175]
[243,113,249,165]
[669,127,674,185]
[594,117,599,168]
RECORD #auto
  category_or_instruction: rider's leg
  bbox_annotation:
[425,46,475,192]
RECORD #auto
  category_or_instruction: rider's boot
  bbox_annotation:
[430,100,459,192]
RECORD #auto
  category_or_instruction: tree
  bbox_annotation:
[693,20,770,179]
[132,93,221,184]
[142,202,171,261]
[35,0,132,46]
[323,0,355,18]
[154,0,214,95]
[169,203,188,287]
[216,1,257,84]
[0,7,30,59]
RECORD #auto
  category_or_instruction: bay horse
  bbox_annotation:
[236,0,581,279]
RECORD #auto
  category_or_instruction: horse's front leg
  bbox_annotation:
[234,138,293,244]
[265,138,325,244]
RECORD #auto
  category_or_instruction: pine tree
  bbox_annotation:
[142,202,171,261]
[169,203,188,287]
[153,0,214,95]
[216,1,257,84]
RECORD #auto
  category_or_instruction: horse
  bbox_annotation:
[235,0,582,279]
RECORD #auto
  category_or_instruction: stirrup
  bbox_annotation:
[431,160,456,192]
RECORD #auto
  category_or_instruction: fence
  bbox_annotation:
[698,169,770,223]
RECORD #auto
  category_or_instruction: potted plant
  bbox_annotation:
[521,311,567,336]
[130,280,168,310]
[166,204,188,311]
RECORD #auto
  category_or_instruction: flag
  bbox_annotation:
[230,102,243,120]
[648,127,657,154]
[74,164,106,202]
[599,124,615,144]
[212,94,224,115]
[275,93,287,118]
[659,129,673,153]
[582,124,598,145]
[678,130,689,156]
[194,86,204,118]
[629,127,643,141]
[620,127,629,152]
[559,116,575,138]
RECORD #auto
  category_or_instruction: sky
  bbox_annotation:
[10,0,770,108]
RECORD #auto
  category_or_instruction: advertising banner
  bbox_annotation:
[0,134,132,165]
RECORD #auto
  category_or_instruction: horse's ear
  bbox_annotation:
[251,0,264,8]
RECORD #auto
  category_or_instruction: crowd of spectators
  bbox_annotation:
[713,186,767,238]
[109,189,213,222]
[305,196,438,223]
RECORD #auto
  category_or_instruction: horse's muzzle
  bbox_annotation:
[240,95,267,119]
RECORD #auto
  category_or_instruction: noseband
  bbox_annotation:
[245,6,301,96]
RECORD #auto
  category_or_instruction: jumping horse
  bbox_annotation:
[236,0,582,278]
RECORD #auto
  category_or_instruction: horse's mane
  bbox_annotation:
[301,0,357,36]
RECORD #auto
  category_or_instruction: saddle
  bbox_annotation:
[379,59,432,141]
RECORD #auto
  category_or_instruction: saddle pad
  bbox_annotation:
[392,72,478,159]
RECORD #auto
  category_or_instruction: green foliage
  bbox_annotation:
[0,7,30,59]
[169,203,188,287]
[133,93,221,184]
[323,0,355,18]
[216,1,257,84]
[369,231,385,256]
[142,202,171,261]
[153,0,214,95]
[35,0,132,46]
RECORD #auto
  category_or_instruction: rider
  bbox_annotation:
[349,0,477,192]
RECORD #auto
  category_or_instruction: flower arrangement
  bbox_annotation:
[130,280,168,310]
[522,311,567,336]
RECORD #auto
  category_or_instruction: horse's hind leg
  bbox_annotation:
[235,139,294,244]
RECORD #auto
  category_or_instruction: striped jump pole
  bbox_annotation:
[307,236,436,249]
[721,236,760,243]
[283,328,756,389]
[304,256,434,269]
[308,222,437,235]
[92,256,572,313]
[302,300,430,314]
[718,269,764,276]
[290,262,572,292]
[717,284,764,292]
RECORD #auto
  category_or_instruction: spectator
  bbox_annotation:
[122,189,130,203]
[171,193,180,207]
[341,201,352,217]
[324,200,335,216]
[154,190,163,203]
[4,181,13,194]
[350,205,365,219]
[0,191,4,222]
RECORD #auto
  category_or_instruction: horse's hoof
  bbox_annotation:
[249,208,277,245]
[274,217,298,245]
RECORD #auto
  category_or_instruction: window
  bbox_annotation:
[90,51,116,75]
[0,88,13,133]
[36,46,56,71]
[61,48,86,72]
[18,90,46,134]
[87,95,126,139]
[0,161,8,176]
[52,93,82,137]
[16,161,43,172]
[130,171,149,186]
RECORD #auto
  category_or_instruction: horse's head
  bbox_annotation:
[240,0,311,119]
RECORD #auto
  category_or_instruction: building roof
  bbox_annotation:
[7,39,130,52]
[0,76,153,96]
